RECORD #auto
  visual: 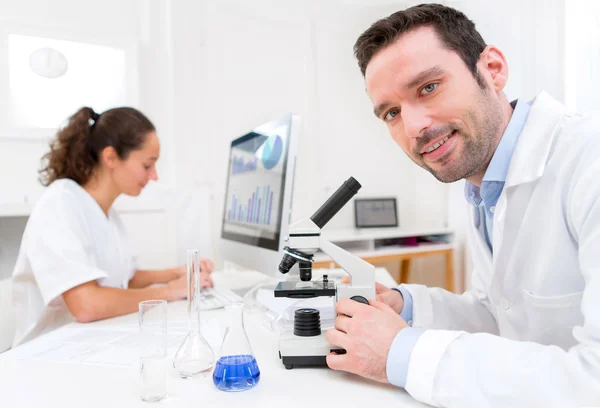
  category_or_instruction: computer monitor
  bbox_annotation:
[220,114,300,276]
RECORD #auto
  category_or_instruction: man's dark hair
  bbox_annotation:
[354,3,487,87]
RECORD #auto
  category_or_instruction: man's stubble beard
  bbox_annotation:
[423,88,504,183]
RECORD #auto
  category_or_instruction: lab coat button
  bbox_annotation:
[499,298,510,310]
[490,206,496,213]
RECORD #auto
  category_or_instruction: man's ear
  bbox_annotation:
[100,146,119,169]
[478,45,508,92]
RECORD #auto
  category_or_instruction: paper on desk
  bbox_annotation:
[11,319,223,367]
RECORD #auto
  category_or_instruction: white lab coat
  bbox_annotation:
[402,92,600,407]
[12,179,137,347]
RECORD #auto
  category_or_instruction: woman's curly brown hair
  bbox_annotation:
[39,106,155,186]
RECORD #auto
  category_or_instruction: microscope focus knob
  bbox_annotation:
[350,295,369,305]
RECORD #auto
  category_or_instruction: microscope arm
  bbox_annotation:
[319,239,373,287]
[319,239,376,302]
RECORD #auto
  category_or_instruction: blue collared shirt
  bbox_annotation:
[464,99,531,251]
[386,99,531,388]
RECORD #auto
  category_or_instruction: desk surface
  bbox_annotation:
[0,268,428,408]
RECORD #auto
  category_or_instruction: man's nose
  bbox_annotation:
[150,168,158,181]
[402,105,433,139]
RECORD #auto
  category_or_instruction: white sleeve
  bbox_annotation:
[403,282,498,334]
[27,192,108,306]
[402,204,499,334]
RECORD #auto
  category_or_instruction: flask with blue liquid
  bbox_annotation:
[213,302,260,391]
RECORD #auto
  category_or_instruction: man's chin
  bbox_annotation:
[432,174,463,183]
[427,165,466,183]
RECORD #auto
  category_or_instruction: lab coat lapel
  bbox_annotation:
[504,91,566,189]
[490,91,566,300]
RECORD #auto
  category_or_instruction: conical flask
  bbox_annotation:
[173,249,215,378]
[212,302,260,391]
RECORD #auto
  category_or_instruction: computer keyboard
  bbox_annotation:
[197,286,244,310]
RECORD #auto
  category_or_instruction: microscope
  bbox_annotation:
[274,177,376,369]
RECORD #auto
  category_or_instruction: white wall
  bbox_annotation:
[166,0,451,266]
[565,0,600,114]
[0,0,575,288]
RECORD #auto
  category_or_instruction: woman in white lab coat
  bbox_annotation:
[11,107,213,347]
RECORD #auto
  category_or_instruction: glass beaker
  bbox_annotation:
[213,302,260,391]
[139,300,168,402]
[173,249,215,378]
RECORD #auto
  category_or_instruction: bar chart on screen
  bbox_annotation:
[225,133,285,230]
[227,186,275,225]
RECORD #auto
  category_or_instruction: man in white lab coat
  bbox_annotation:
[325,3,600,407]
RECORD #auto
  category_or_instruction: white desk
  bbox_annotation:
[0,268,429,408]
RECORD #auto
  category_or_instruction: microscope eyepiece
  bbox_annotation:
[310,177,361,229]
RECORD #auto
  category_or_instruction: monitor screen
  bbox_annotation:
[354,198,398,228]
[221,115,295,252]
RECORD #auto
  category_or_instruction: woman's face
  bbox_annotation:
[112,131,160,196]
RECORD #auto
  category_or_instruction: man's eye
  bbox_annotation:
[421,83,438,94]
[144,165,151,170]
[384,109,400,121]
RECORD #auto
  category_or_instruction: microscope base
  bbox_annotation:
[279,330,344,369]
[280,354,327,370]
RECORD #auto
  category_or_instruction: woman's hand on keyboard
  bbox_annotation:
[173,258,213,279]
[165,272,214,301]
[199,272,213,288]
[199,258,214,274]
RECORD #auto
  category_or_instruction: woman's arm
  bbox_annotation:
[62,276,187,323]
[128,267,183,288]
[129,258,214,288]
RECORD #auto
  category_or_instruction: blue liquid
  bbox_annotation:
[213,355,260,392]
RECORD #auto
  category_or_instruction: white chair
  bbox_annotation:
[0,278,15,353]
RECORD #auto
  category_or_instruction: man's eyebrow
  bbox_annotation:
[406,66,445,90]
[374,103,390,119]
[373,66,446,119]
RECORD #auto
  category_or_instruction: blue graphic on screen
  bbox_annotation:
[261,135,283,170]
[227,185,274,225]
[231,156,257,174]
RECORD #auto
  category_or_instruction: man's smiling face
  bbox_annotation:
[365,26,504,183]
